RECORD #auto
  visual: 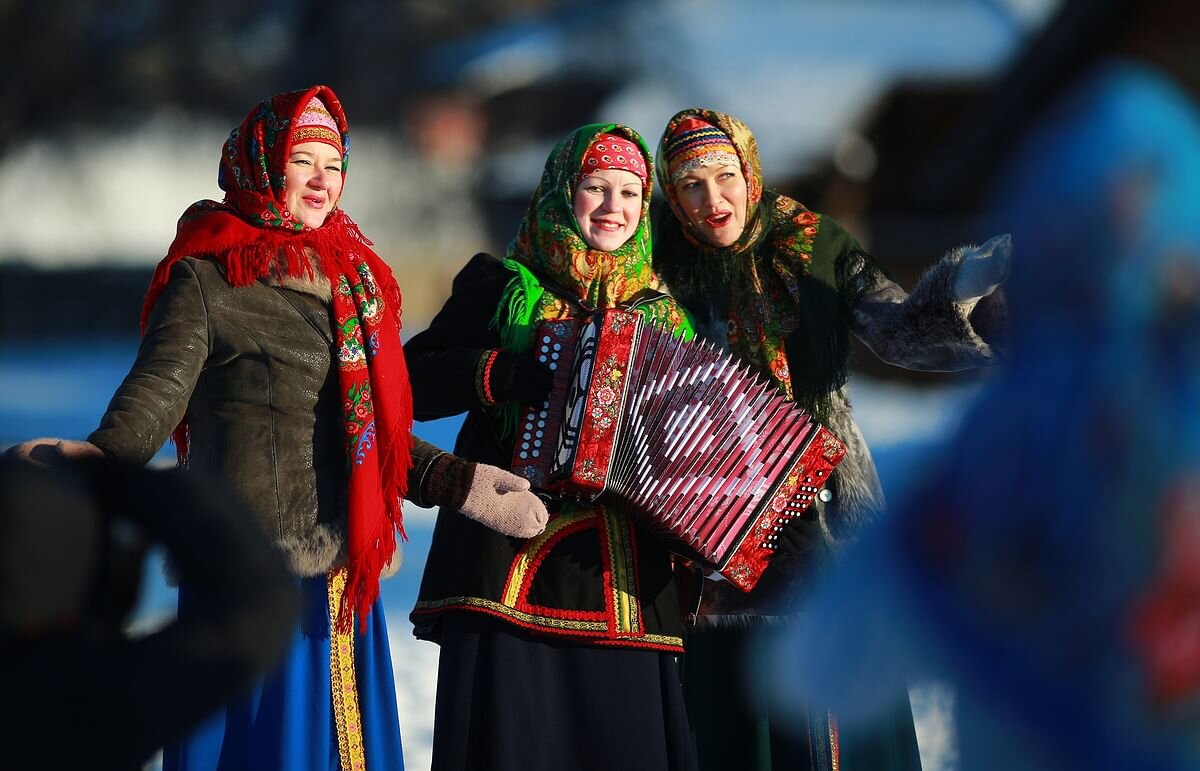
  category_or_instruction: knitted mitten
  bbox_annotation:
[462,463,549,538]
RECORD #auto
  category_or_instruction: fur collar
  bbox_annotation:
[266,249,332,301]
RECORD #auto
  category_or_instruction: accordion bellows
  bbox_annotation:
[512,310,846,592]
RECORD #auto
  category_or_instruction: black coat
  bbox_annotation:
[406,253,687,651]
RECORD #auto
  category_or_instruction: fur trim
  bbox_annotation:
[277,521,403,578]
[268,249,332,301]
[692,612,799,630]
[275,271,333,301]
[853,245,997,371]
[818,387,886,541]
[278,521,346,576]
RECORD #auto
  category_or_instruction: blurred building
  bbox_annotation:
[3,0,1196,351]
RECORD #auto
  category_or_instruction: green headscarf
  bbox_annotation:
[492,123,694,436]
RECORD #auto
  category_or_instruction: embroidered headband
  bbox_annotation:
[664,116,739,182]
[292,96,343,153]
[579,132,648,186]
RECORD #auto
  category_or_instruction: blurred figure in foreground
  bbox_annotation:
[0,457,298,771]
[765,59,1200,771]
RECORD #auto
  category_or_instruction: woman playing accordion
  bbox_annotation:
[404,124,698,771]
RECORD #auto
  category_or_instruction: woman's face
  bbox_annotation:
[572,169,644,252]
[672,164,748,247]
[284,141,344,229]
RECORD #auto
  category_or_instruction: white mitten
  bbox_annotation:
[953,233,1013,303]
[4,437,104,466]
[461,463,549,538]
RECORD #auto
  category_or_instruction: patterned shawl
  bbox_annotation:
[142,85,411,632]
[493,123,693,434]
[653,108,872,421]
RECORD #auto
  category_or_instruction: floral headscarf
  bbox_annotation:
[142,85,411,632]
[493,123,693,434]
[653,108,871,419]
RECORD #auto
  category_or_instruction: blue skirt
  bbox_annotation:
[163,573,405,771]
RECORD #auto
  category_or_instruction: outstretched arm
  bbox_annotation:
[848,234,1011,372]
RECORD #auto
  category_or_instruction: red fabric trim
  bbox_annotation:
[481,348,501,406]
[509,515,597,616]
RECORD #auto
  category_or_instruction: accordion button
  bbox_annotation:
[542,335,551,344]
[819,489,834,503]
[538,354,548,362]
[519,451,528,459]
[553,342,562,351]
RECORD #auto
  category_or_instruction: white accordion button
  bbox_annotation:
[818,489,834,502]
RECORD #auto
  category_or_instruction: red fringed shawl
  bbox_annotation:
[142,86,412,632]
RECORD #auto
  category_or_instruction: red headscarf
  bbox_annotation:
[142,85,412,632]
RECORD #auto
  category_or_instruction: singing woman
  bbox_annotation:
[652,108,1012,771]
[404,124,698,771]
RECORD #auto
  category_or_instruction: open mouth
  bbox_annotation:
[704,212,732,228]
[302,195,326,208]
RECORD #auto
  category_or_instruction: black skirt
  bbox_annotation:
[430,613,698,771]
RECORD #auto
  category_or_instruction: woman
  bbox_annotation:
[404,124,697,771]
[7,85,547,771]
[652,109,1011,771]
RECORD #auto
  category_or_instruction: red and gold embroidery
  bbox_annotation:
[327,567,367,771]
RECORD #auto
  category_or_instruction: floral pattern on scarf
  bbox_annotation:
[492,123,693,435]
[655,108,851,415]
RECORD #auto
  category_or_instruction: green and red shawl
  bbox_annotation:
[493,123,693,435]
[142,85,411,632]
[654,108,877,421]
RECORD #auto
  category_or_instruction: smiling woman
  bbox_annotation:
[283,97,346,230]
[284,143,344,229]
[402,123,698,771]
[570,131,648,252]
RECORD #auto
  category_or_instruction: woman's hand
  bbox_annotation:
[4,437,104,467]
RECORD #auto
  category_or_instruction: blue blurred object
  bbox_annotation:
[765,59,1200,771]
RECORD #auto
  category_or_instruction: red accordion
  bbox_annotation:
[511,309,846,592]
